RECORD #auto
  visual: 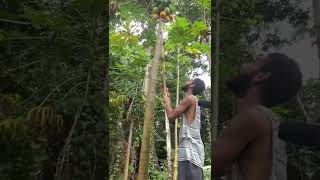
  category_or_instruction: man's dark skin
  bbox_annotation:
[212,56,275,180]
[163,80,197,123]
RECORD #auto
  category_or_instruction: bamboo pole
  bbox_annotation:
[162,47,173,179]
[173,51,180,180]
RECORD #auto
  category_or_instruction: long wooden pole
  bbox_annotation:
[173,50,180,180]
[162,47,173,179]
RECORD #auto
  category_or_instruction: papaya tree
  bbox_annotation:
[110,0,211,179]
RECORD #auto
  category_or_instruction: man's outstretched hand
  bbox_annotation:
[163,86,170,104]
[162,85,194,121]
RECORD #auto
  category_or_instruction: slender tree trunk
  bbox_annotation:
[165,111,172,177]
[143,63,151,94]
[123,120,134,180]
[313,0,320,78]
[208,26,211,71]
[129,132,136,180]
[123,99,135,180]
[162,49,173,179]
[212,0,220,177]
[173,57,180,180]
[137,21,164,180]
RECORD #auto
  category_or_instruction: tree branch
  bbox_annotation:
[0,18,31,25]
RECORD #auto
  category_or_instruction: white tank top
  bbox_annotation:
[178,95,205,168]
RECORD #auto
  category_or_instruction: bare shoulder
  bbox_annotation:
[240,106,272,135]
[183,95,196,103]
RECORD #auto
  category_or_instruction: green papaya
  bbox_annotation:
[153,7,159,13]
[164,7,170,14]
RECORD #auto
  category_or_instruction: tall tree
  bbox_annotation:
[137,21,164,180]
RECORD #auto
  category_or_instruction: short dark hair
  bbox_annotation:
[260,53,302,107]
[192,78,205,95]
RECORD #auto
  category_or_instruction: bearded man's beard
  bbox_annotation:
[226,73,255,97]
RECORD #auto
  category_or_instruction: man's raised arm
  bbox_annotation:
[163,87,193,121]
[212,110,264,177]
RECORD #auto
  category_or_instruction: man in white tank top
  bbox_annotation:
[163,78,206,180]
[212,53,302,180]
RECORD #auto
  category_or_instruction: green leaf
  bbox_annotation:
[191,20,208,36]
[118,2,145,20]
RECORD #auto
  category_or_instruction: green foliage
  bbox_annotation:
[168,17,194,45]
[0,0,107,179]
[110,0,211,179]
[203,165,211,180]
[119,2,145,21]
[149,167,168,180]
[26,107,63,130]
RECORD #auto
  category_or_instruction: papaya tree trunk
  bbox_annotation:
[137,21,164,180]
[150,127,160,169]
[162,48,173,179]
[123,99,135,180]
[173,57,180,180]
[143,63,151,94]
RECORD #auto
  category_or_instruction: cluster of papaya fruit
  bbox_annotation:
[152,0,174,22]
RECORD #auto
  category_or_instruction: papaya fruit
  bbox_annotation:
[160,11,166,18]
[169,14,174,21]
[153,7,159,14]
[152,13,159,19]
[165,15,170,21]
[164,7,170,14]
